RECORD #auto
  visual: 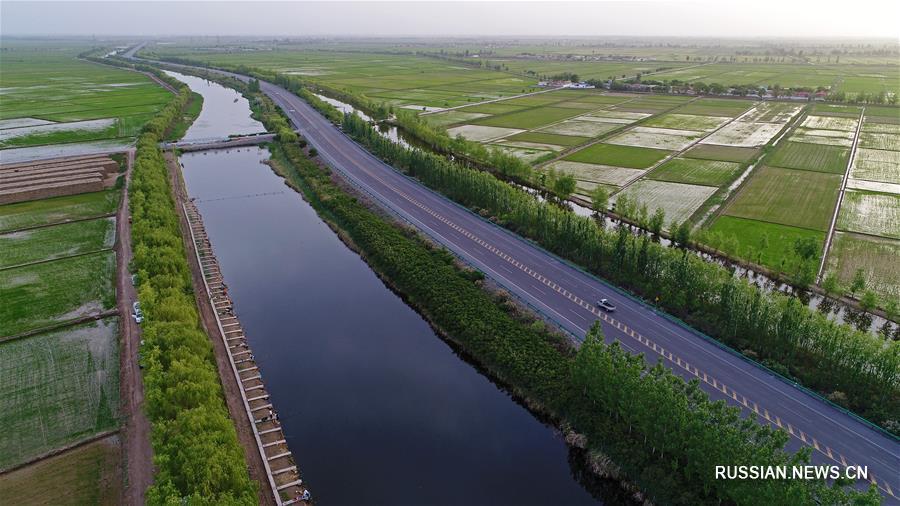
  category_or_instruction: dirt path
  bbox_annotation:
[164,151,276,506]
[117,148,154,504]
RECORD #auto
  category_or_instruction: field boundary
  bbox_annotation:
[0,429,119,475]
[615,100,760,195]
[701,104,810,227]
[816,107,866,284]
[0,212,116,235]
[0,310,117,344]
[0,247,113,272]
[535,96,702,170]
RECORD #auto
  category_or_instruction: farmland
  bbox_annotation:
[0,190,119,232]
[836,190,900,239]
[826,232,900,300]
[648,158,742,186]
[0,319,120,469]
[706,216,825,269]
[0,47,171,149]
[0,250,117,337]
[613,180,718,224]
[824,106,900,303]
[0,435,121,504]
[0,43,140,499]
[564,143,670,168]
[143,47,540,109]
[560,98,798,229]
[142,39,900,306]
[0,217,115,269]
[767,142,850,173]
[721,166,840,231]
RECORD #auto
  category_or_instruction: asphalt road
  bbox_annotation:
[133,54,899,500]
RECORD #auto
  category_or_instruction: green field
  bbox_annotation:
[0,191,119,233]
[0,217,116,269]
[723,166,840,231]
[707,216,825,270]
[143,47,539,108]
[460,102,527,115]
[0,48,171,148]
[423,110,488,128]
[683,144,760,162]
[837,190,900,239]
[474,106,586,129]
[564,143,670,169]
[643,113,729,131]
[648,158,742,186]
[767,141,850,174]
[0,435,121,504]
[651,63,899,97]
[811,103,864,118]
[614,95,690,113]
[825,232,900,300]
[506,131,588,146]
[0,319,120,469]
[675,99,754,117]
[0,251,116,337]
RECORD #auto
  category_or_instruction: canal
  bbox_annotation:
[166,72,603,505]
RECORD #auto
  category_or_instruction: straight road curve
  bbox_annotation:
[132,53,899,500]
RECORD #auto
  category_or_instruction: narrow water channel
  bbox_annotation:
[169,73,604,504]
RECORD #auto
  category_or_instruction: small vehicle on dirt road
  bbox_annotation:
[132,301,144,324]
[597,298,616,312]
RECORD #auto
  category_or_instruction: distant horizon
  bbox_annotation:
[3,34,899,42]
[2,1,899,39]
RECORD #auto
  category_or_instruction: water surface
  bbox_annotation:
[180,147,600,505]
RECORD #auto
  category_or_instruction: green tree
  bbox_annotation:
[850,268,867,294]
[860,290,878,314]
[821,273,840,296]
[552,174,577,200]
[590,186,609,213]
[793,236,819,261]
[671,221,692,248]
[648,207,666,236]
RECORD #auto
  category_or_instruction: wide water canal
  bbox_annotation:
[169,72,604,505]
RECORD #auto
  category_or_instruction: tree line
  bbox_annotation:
[250,90,881,504]
[123,65,258,503]
[339,111,899,432]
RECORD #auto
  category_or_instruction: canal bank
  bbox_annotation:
[164,71,612,504]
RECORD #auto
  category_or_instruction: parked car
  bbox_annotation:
[132,301,144,324]
[597,298,616,312]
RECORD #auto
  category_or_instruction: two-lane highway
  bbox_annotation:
[135,54,899,500]
[265,80,899,500]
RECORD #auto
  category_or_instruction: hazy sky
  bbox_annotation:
[2,0,899,38]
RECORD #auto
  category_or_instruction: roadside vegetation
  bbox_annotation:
[338,112,900,431]
[246,88,882,504]
[140,52,899,428]
[122,64,258,504]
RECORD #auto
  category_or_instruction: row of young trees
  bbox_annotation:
[572,324,881,505]
[250,91,880,504]
[339,111,900,431]
[126,67,258,503]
